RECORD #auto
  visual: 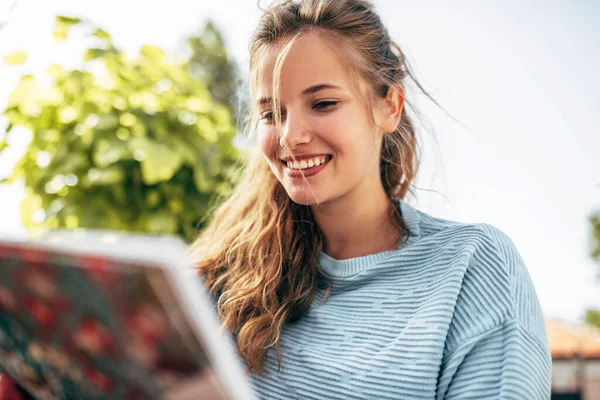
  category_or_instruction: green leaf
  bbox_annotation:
[53,15,82,42]
[57,106,78,124]
[92,28,111,41]
[84,48,107,61]
[193,165,213,193]
[85,166,125,186]
[92,140,132,168]
[56,16,82,26]
[53,31,68,42]
[7,75,35,108]
[2,51,28,65]
[20,193,44,228]
[164,136,198,165]
[109,185,128,205]
[145,190,161,208]
[586,309,600,329]
[591,213,600,262]
[140,45,165,62]
[130,138,183,185]
[146,211,177,233]
[45,64,66,80]
[53,153,87,175]
[95,114,119,131]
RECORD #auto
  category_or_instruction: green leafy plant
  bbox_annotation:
[591,212,600,263]
[0,16,240,242]
[188,22,239,116]
[585,308,600,330]
[585,212,600,328]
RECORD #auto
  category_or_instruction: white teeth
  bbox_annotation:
[285,156,329,170]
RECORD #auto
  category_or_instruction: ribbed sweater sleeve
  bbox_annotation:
[436,224,552,399]
[436,320,551,399]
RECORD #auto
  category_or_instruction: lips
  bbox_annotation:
[281,155,332,178]
[281,155,332,170]
[280,153,332,163]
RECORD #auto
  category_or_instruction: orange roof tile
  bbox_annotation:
[545,319,600,358]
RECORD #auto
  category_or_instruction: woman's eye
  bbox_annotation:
[314,101,338,111]
[261,112,274,122]
[261,110,287,124]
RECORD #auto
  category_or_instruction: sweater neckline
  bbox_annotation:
[318,200,421,279]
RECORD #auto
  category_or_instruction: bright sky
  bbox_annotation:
[0,0,598,322]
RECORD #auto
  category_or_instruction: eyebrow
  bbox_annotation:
[302,83,342,95]
[257,83,343,106]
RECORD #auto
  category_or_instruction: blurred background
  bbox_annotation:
[0,0,598,398]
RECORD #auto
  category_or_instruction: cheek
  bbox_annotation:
[319,112,365,156]
[257,126,280,160]
[334,107,379,151]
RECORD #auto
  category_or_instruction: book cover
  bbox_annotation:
[0,230,253,400]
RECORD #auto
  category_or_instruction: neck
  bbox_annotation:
[311,182,401,260]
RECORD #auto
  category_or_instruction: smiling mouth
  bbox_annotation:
[280,155,332,170]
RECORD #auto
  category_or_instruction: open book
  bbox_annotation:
[0,229,254,400]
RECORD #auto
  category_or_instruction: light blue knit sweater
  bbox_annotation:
[245,200,552,399]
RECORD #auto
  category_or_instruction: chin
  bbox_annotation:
[284,183,338,207]
[287,192,320,206]
[285,187,325,206]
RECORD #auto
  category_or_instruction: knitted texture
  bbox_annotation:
[245,201,551,399]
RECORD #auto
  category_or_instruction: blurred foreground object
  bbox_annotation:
[0,372,25,400]
[0,229,253,400]
[0,16,240,242]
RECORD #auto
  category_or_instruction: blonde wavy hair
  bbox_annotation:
[191,0,422,374]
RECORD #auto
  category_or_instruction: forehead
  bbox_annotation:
[255,31,355,99]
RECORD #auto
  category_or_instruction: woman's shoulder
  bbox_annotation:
[410,206,527,313]
[439,221,548,360]
[403,203,546,347]
[403,201,522,259]
[414,205,535,309]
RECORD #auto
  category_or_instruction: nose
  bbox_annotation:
[280,110,312,149]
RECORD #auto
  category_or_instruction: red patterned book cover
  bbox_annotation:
[0,230,253,400]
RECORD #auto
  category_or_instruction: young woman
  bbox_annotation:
[192,0,552,398]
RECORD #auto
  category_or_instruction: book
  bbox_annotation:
[0,229,254,400]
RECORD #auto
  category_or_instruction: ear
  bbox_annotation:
[379,84,405,134]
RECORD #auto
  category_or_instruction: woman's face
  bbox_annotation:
[256,32,386,206]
